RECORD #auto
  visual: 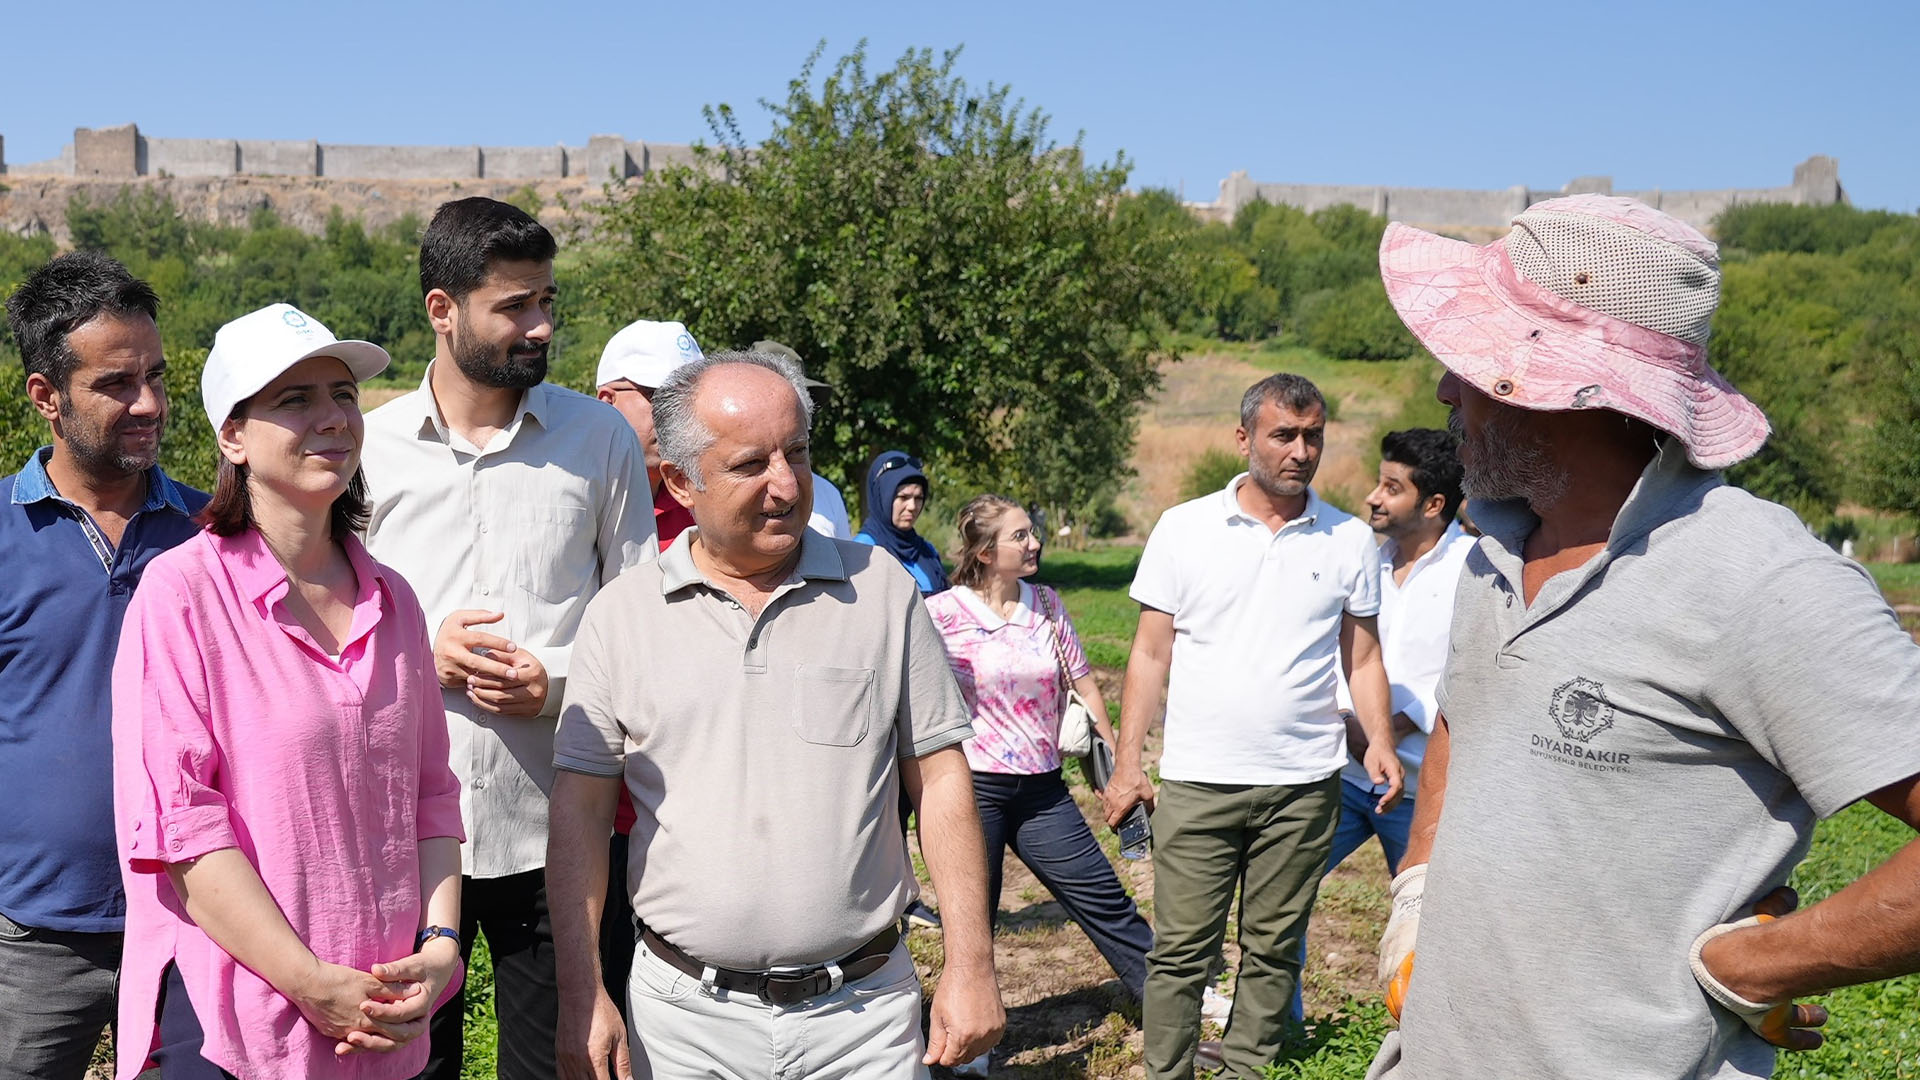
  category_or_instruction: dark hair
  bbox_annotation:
[1380,427,1465,522]
[1240,373,1326,431]
[417,197,558,301]
[5,251,159,392]
[197,399,371,540]
[949,493,1023,590]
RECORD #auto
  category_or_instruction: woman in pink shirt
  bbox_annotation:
[923,495,1153,1018]
[112,305,465,1079]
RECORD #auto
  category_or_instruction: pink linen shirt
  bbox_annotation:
[925,582,1091,775]
[112,528,465,1080]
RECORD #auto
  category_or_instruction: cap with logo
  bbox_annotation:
[202,304,391,431]
[1378,194,1769,469]
[597,320,704,390]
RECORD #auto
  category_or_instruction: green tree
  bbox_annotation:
[582,42,1189,518]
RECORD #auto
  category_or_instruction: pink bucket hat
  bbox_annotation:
[1379,194,1769,469]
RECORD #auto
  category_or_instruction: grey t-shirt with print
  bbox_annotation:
[1369,445,1920,1080]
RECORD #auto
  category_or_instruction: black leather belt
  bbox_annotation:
[639,923,902,1006]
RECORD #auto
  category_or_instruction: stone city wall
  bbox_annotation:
[0,123,688,182]
[1194,156,1847,232]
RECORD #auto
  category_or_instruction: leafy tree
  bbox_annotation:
[582,42,1189,520]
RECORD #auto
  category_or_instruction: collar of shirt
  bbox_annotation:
[12,445,192,515]
[405,362,552,455]
[214,526,395,658]
[1467,440,1718,617]
[658,526,850,598]
[1382,521,1469,583]
[948,579,1037,631]
[1220,472,1323,532]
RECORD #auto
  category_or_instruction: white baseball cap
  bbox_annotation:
[202,304,391,431]
[596,319,703,390]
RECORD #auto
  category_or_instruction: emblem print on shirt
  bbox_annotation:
[1550,677,1615,742]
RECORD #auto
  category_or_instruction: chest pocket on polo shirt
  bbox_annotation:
[792,665,876,747]
[515,503,595,603]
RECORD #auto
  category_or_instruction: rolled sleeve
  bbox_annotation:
[411,612,467,844]
[112,568,237,873]
[899,593,975,758]
[553,604,628,777]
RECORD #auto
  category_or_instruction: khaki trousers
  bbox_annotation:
[1143,776,1340,1080]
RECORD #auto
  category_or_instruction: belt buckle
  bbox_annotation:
[756,966,824,1006]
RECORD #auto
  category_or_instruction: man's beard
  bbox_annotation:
[1247,451,1313,500]
[452,317,547,390]
[1450,407,1568,510]
[61,398,160,476]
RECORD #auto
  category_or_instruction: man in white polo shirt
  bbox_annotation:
[1106,373,1403,1080]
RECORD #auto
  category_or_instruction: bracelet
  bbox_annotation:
[417,925,461,952]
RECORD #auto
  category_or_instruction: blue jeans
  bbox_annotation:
[1291,779,1417,1020]
[972,770,1153,999]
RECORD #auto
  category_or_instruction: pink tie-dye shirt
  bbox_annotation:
[925,582,1091,775]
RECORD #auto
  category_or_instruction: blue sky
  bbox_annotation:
[5,0,1915,211]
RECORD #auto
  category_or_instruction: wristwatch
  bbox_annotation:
[417,925,461,952]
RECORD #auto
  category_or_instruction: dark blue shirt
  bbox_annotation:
[0,447,207,932]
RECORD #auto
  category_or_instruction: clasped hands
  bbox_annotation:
[437,610,549,717]
[294,937,463,1056]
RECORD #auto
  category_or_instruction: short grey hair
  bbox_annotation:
[653,349,816,489]
[1240,373,1327,431]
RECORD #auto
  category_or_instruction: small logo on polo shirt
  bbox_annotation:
[1550,677,1614,742]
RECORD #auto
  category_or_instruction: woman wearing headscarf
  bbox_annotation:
[112,305,463,1079]
[855,450,949,595]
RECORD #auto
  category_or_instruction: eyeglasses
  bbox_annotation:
[875,454,923,474]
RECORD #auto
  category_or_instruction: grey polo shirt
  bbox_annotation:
[1372,444,1920,1080]
[554,528,974,970]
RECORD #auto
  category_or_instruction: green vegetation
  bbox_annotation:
[580,42,1188,529]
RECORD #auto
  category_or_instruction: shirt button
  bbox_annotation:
[479,524,489,533]
[472,777,488,789]
[479,584,491,596]
[169,839,183,852]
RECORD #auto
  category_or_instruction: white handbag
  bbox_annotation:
[1037,587,1097,759]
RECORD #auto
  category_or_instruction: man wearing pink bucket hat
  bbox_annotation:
[1366,195,1920,1080]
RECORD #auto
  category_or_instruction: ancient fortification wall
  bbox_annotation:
[2,123,684,182]
[0,124,1847,241]
[1192,156,1847,231]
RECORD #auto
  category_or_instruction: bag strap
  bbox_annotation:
[1034,585,1077,695]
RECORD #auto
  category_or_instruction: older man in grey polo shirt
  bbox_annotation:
[549,350,1005,1080]
[1367,195,1920,1080]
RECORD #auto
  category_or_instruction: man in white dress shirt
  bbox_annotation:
[362,197,656,1080]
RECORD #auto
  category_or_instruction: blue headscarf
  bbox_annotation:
[858,451,949,595]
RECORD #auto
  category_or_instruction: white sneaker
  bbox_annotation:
[1201,985,1234,1023]
[952,1050,991,1077]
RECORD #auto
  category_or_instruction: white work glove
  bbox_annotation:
[1688,887,1828,1051]
[1377,864,1424,1019]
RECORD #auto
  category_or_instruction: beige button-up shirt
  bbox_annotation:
[554,529,973,968]
[363,368,656,877]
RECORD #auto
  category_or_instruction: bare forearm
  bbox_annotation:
[1117,651,1167,770]
[1721,838,1920,1002]
[912,753,997,973]
[419,837,461,934]
[546,771,619,1002]
[1400,716,1449,868]
[1348,661,1395,751]
[167,849,319,994]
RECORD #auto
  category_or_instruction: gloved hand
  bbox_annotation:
[1689,888,1829,1051]
[1377,864,1425,986]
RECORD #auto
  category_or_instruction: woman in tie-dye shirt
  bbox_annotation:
[924,495,1152,1005]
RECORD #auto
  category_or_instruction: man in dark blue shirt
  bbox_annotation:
[1,252,206,1077]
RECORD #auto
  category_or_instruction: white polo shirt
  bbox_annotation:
[1337,522,1474,797]
[1130,475,1380,785]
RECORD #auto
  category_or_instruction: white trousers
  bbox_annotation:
[626,938,931,1080]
